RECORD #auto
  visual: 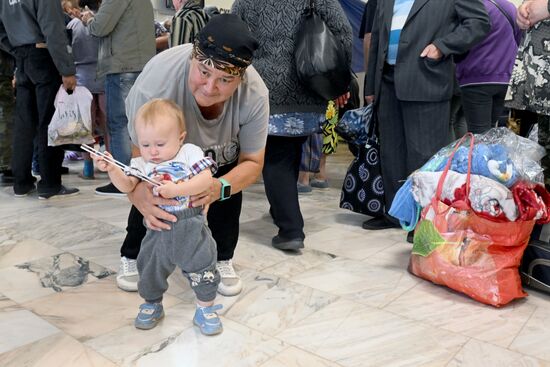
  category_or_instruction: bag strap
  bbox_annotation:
[487,0,516,37]
[435,132,475,204]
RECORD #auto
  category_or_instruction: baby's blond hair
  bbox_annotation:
[135,98,185,133]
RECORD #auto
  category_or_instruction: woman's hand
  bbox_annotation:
[128,181,179,231]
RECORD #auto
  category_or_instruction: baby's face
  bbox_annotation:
[136,117,184,164]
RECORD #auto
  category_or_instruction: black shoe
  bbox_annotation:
[61,166,70,175]
[38,185,79,200]
[407,231,414,244]
[272,235,304,251]
[14,184,36,197]
[95,183,126,197]
[362,216,400,230]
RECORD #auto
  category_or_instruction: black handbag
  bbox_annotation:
[520,239,550,295]
[294,0,352,100]
[339,112,385,217]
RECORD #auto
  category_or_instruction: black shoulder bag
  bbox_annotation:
[294,0,352,100]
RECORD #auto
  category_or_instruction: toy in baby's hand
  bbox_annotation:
[450,144,517,187]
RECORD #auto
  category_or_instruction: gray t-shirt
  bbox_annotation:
[126,44,269,167]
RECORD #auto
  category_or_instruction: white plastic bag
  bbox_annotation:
[48,85,94,146]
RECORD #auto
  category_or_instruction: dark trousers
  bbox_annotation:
[377,65,451,209]
[12,46,64,195]
[120,162,242,261]
[460,84,507,134]
[263,135,307,240]
[0,75,14,171]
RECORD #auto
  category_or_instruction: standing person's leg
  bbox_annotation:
[12,50,39,196]
[538,115,550,189]
[402,100,451,174]
[490,84,508,127]
[24,48,65,196]
[117,204,146,291]
[363,66,403,230]
[97,73,137,196]
[105,72,135,164]
[460,85,494,134]
[0,75,14,183]
[263,135,307,250]
[208,162,243,296]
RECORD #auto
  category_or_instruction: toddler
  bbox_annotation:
[93,99,222,335]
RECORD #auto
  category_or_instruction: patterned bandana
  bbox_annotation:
[192,41,247,77]
[192,14,258,77]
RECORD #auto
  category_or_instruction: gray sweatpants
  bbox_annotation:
[137,207,220,303]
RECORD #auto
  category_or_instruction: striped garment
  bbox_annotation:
[387,0,415,65]
[170,3,210,47]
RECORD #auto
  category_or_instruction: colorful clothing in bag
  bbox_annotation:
[410,170,518,222]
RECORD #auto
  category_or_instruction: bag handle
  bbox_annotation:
[435,132,475,204]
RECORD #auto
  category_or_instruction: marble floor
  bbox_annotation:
[1,150,550,367]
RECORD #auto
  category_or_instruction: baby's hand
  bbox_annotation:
[155,181,180,199]
[91,151,113,172]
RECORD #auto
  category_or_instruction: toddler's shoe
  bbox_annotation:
[135,302,164,330]
[193,304,223,336]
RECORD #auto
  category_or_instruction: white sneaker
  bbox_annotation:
[117,256,139,292]
[216,259,242,296]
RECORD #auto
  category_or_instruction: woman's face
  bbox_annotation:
[187,58,242,108]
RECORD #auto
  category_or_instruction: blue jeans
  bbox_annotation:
[105,72,139,165]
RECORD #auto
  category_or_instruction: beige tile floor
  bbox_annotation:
[1,150,550,367]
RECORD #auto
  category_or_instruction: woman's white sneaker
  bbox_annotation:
[117,256,139,291]
[216,259,242,296]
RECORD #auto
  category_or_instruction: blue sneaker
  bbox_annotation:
[135,303,164,330]
[193,304,223,336]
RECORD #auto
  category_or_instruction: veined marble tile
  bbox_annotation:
[0,309,59,354]
[311,210,371,233]
[448,339,550,367]
[0,229,62,269]
[305,227,398,260]
[132,318,285,367]
[221,269,338,336]
[63,234,126,272]
[238,218,278,247]
[0,332,117,367]
[523,288,550,309]
[85,302,196,365]
[291,257,419,308]
[261,248,337,279]
[0,252,115,303]
[61,198,132,230]
[510,306,550,361]
[0,293,20,312]
[259,346,343,367]
[0,206,124,250]
[22,278,182,341]
[277,299,468,367]
[384,282,536,348]
[233,240,293,271]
